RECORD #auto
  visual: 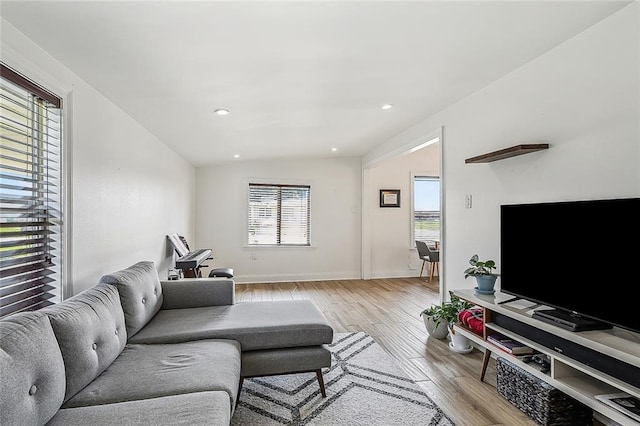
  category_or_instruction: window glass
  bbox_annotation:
[1,64,63,317]
[413,176,440,242]
[248,183,310,246]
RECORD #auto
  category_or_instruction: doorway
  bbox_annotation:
[361,127,444,300]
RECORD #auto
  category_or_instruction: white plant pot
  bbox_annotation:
[449,325,471,350]
[422,315,449,339]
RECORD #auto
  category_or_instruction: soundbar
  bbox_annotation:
[492,312,640,389]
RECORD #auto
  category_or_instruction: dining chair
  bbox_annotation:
[415,240,440,283]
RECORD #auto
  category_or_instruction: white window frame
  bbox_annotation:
[1,61,71,315]
[245,178,314,248]
[410,172,441,248]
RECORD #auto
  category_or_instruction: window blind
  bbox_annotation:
[248,183,310,246]
[1,64,63,318]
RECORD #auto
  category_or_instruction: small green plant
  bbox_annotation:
[463,254,498,278]
[420,291,474,329]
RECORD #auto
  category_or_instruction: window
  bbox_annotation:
[248,183,310,246]
[1,63,63,317]
[413,176,440,242]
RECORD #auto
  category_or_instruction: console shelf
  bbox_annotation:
[453,289,640,425]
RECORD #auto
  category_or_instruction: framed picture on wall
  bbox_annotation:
[380,189,401,207]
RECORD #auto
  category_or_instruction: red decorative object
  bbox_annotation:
[458,307,484,335]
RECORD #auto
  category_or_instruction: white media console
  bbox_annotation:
[453,289,640,425]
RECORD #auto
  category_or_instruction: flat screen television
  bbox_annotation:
[500,197,640,333]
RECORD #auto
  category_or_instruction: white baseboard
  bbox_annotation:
[234,269,437,284]
[234,271,361,284]
[370,269,436,279]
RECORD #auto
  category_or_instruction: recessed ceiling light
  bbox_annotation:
[233,154,240,158]
[381,104,393,110]
[331,148,338,152]
[215,109,230,116]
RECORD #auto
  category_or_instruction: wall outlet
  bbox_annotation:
[251,253,257,260]
[465,195,472,209]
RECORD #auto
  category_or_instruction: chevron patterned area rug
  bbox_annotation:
[231,332,454,426]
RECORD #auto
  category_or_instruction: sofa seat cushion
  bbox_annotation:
[48,391,231,426]
[0,311,66,426]
[99,261,163,338]
[41,283,127,402]
[128,299,334,350]
[62,339,240,411]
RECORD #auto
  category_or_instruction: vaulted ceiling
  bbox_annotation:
[0,1,631,166]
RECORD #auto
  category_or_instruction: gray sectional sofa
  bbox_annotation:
[0,261,334,425]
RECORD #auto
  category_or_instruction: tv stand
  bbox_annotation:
[452,289,640,426]
[532,308,613,332]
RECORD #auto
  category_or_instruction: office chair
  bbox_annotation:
[416,240,440,283]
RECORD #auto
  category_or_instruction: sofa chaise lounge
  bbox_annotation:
[0,261,334,425]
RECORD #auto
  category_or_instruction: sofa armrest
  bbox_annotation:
[160,278,235,309]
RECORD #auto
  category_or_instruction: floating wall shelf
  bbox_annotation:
[465,143,549,164]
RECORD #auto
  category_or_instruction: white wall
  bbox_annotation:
[363,3,639,295]
[368,143,440,278]
[1,19,196,295]
[195,157,361,282]
[3,2,637,294]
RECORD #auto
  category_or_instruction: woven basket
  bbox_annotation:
[496,357,593,425]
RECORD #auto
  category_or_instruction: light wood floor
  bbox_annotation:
[235,277,541,426]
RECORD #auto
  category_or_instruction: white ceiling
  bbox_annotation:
[0,1,631,166]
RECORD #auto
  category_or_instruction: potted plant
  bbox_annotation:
[464,254,499,294]
[420,291,473,346]
[419,305,449,339]
[444,291,474,351]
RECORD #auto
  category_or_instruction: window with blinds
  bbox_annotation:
[248,183,310,246]
[1,64,63,318]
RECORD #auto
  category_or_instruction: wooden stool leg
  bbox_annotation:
[316,369,326,397]
[480,348,491,382]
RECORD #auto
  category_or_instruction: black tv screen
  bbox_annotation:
[500,197,640,333]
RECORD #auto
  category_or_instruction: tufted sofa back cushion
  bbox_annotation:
[41,283,127,402]
[99,261,163,338]
[0,311,66,426]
